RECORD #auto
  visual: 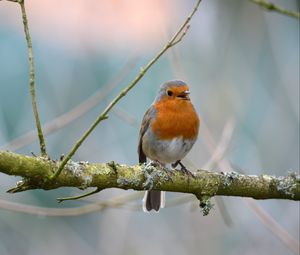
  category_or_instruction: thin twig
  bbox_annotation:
[0,58,138,151]
[0,193,142,217]
[0,193,192,217]
[170,24,191,47]
[19,0,47,156]
[165,33,235,226]
[50,0,203,180]
[111,106,139,127]
[249,0,300,19]
[245,198,300,254]
[216,145,300,252]
[203,119,235,170]
[57,188,102,203]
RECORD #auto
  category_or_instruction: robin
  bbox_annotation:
[138,80,200,212]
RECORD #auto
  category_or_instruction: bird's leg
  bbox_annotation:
[172,160,195,177]
[148,160,175,179]
[171,160,180,169]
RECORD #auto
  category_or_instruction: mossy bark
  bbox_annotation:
[0,151,299,201]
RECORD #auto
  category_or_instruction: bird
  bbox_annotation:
[138,80,200,212]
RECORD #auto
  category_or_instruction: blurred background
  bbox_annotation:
[0,0,299,254]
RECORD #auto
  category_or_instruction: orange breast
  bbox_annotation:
[152,98,200,140]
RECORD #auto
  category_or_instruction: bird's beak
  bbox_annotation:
[177,90,190,100]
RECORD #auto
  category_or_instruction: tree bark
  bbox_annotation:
[0,151,299,201]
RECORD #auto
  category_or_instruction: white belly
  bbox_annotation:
[142,135,196,164]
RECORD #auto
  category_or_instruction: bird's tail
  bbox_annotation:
[143,191,165,212]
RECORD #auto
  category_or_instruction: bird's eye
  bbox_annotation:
[167,90,173,96]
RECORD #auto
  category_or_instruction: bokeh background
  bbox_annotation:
[0,0,299,254]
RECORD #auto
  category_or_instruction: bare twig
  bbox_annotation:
[202,119,236,226]
[203,119,235,169]
[216,146,300,252]
[0,193,193,217]
[0,193,142,217]
[50,0,203,180]
[170,24,191,47]
[165,32,235,226]
[111,106,139,127]
[249,0,300,19]
[0,58,138,151]
[245,198,300,254]
[18,0,47,156]
[57,188,102,203]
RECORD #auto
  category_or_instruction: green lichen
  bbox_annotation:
[64,160,92,188]
[276,174,298,198]
[117,177,139,189]
[288,171,300,183]
[142,163,157,189]
[199,197,214,216]
[222,171,240,187]
[142,162,170,190]
[116,165,140,189]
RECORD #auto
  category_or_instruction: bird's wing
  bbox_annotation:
[138,105,156,164]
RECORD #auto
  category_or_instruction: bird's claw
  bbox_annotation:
[172,160,195,177]
[161,167,175,182]
[180,166,195,177]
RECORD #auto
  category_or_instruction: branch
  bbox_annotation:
[249,0,300,19]
[0,193,143,217]
[244,198,300,254]
[0,58,138,151]
[1,151,299,205]
[18,0,47,156]
[50,0,202,180]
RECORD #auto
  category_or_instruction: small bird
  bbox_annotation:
[138,80,200,212]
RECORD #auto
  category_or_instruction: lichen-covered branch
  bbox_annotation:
[0,151,299,202]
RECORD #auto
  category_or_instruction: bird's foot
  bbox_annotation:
[172,160,195,177]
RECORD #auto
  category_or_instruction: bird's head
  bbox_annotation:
[155,80,191,102]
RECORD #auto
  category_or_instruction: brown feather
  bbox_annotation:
[138,106,155,163]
